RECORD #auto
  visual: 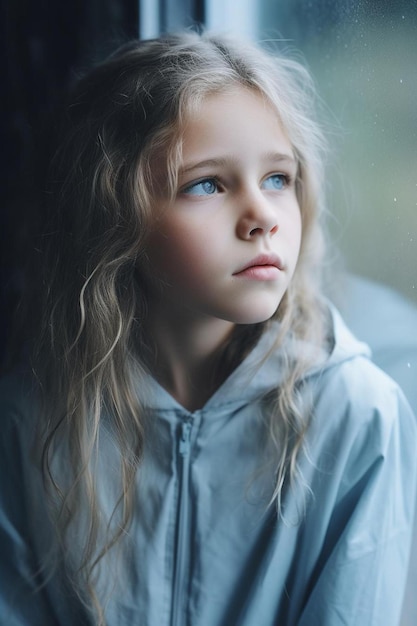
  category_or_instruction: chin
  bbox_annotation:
[225,303,281,325]
[235,312,277,325]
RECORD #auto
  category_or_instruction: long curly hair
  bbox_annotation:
[31,31,329,622]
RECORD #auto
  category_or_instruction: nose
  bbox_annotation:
[236,187,279,240]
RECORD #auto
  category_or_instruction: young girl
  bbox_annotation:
[0,32,416,626]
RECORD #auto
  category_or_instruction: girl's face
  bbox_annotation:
[143,86,302,326]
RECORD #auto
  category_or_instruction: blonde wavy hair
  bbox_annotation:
[33,31,329,622]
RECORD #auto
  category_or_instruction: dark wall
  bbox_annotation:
[0,0,139,363]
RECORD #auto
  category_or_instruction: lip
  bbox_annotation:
[234,253,284,273]
[233,253,284,280]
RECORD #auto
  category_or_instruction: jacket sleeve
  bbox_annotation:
[297,374,417,626]
[0,376,84,626]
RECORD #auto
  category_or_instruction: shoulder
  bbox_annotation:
[306,306,417,459]
[315,348,405,416]
[300,311,417,548]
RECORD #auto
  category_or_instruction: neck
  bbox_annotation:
[143,306,235,411]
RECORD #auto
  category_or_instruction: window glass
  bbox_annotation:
[210,1,417,304]
[205,0,258,38]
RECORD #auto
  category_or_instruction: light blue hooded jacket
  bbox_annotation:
[0,306,416,625]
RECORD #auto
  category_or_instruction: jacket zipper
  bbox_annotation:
[171,419,192,626]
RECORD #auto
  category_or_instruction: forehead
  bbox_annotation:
[178,85,294,166]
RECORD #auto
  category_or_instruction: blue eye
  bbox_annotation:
[183,178,219,196]
[261,174,288,191]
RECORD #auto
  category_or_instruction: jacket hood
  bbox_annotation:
[324,303,371,370]
[143,303,371,414]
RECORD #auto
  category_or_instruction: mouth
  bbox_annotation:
[233,253,284,280]
[234,253,284,274]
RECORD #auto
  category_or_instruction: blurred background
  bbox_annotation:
[2,0,416,357]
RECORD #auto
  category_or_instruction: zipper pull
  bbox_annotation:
[179,421,192,457]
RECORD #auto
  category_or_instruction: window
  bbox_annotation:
[157,0,417,305]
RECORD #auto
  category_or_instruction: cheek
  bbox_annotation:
[284,208,302,257]
[295,214,303,253]
[291,213,304,273]
[144,221,216,288]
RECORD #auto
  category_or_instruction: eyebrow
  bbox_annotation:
[180,152,297,175]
